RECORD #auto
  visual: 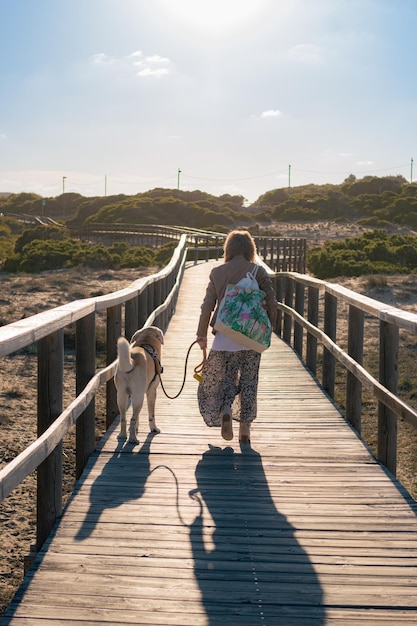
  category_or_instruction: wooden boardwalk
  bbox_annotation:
[2,261,417,625]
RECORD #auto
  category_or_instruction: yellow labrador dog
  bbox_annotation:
[114,325,164,444]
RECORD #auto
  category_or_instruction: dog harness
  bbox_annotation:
[141,343,164,388]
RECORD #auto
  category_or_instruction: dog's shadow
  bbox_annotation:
[74,433,156,541]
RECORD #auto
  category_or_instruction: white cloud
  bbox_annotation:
[357,160,374,166]
[261,110,282,118]
[91,50,171,78]
[145,54,170,64]
[92,53,111,64]
[136,67,169,77]
[0,132,6,140]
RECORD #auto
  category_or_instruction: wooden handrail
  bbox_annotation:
[275,272,417,476]
[0,234,188,550]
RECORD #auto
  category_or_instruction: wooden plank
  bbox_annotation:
[2,259,417,626]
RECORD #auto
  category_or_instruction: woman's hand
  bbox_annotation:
[196,336,207,350]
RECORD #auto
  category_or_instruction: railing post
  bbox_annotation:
[125,296,139,339]
[274,274,284,336]
[378,320,398,476]
[147,282,155,317]
[194,236,199,265]
[346,305,364,434]
[138,289,148,329]
[277,239,282,272]
[301,239,307,273]
[306,285,319,375]
[106,304,122,429]
[37,329,64,551]
[322,292,337,399]
[294,281,305,357]
[283,277,294,344]
[76,312,96,479]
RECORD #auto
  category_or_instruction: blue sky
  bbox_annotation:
[0,0,416,203]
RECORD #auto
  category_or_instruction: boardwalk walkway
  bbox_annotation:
[2,261,417,625]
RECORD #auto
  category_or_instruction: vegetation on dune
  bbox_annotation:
[2,174,417,232]
[2,175,417,275]
[307,230,417,278]
[2,223,176,273]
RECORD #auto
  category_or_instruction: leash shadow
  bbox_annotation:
[189,444,326,624]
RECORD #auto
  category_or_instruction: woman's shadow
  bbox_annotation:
[190,444,325,625]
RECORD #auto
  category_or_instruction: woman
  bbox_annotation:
[196,230,277,444]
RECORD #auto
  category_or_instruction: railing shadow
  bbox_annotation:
[74,432,158,541]
[189,444,325,625]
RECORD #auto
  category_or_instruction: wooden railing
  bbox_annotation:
[0,235,188,551]
[69,223,307,272]
[0,228,307,562]
[273,271,417,478]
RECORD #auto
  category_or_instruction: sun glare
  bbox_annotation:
[154,0,270,36]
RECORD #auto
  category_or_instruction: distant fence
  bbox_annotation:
[69,224,307,272]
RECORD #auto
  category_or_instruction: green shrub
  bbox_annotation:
[307,231,417,278]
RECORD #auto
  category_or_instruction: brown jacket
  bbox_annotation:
[197,255,278,337]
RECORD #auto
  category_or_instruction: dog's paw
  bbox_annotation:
[150,426,161,434]
[117,432,127,440]
[128,436,139,444]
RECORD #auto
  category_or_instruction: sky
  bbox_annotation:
[0,0,416,204]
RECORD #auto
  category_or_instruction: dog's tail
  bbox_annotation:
[117,337,134,373]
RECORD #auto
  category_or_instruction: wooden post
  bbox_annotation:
[322,292,337,399]
[275,275,285,336]
[76,313,96,479]
[194,236,199,265]
[106,304,122,429]
[346,305,364,434]
[283,277,294,344]
[294,281,305,357]
[378,320,398,476]
[306,285,319,375]
[138,289,148,330]
[37,330,64,551]
[125,296,139,340]
[147,282,155,318]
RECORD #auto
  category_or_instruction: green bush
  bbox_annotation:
[3,237,159,272]
[307,231,417,278]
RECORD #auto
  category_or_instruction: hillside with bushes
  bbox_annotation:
[2,174,417,276]
[2,174,417,231]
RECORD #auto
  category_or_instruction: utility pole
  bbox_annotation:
[411,158,414,184]
[104,175,107,197]
[177,168,181,190]
[62,176,67,221]
[288,164,291,190]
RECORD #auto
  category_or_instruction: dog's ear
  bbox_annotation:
[148,326,164,344]
[130,328,143,345]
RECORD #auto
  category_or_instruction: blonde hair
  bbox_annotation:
[223,230,257,262]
